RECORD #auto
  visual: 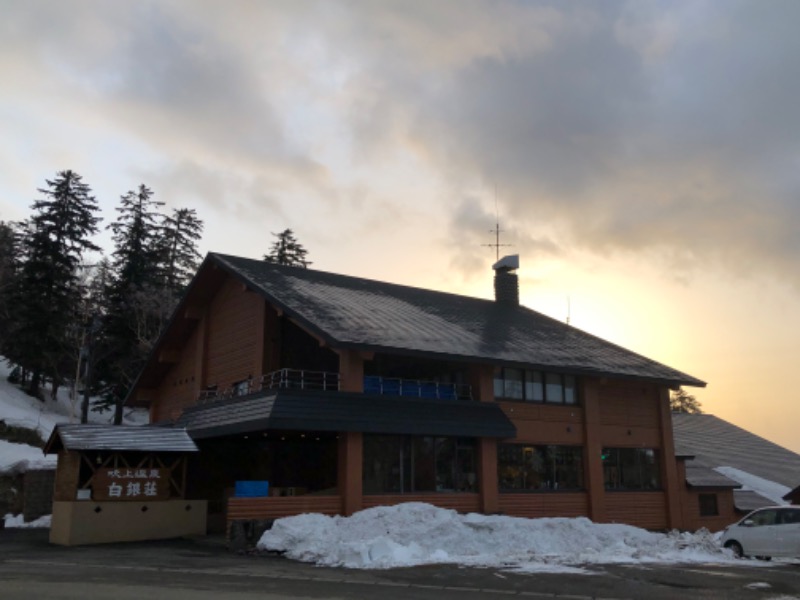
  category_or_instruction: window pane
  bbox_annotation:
[455,440,477,492]
[498,444,584,491]
[603,447,661,490]
[545,373,563,403]
[563,375,576,404]
[363,435,404,494]
[493,368,504,400]
[699,493,719,516]
[412,437,436,492]
[504,368,524,399]
[525,370,544,402]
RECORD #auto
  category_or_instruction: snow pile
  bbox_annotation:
[714,466,791,506]
[258,502,732,572]
[0,440,56,475]
[3,513,51,528]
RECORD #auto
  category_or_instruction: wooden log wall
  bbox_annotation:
[227,496,343,522]
[498,492,589,519]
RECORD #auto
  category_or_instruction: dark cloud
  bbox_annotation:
[325,1,800,286]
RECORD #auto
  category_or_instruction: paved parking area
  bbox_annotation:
[0,529,798,599]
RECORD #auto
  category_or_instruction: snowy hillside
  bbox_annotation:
[0,357,146,475]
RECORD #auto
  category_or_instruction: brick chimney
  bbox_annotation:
[493,255,519,306]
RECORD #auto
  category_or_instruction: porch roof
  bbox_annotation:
[44,424,199,454]
[174,389,517,440]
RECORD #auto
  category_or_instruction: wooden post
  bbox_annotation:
[658,387,682,529]
[338,433,363,516]
[337,349,364,515]
[582,379,606,522]
[470,364,499,514]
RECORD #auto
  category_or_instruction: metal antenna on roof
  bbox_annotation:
[481,190,513,261]
[566,296,571,325]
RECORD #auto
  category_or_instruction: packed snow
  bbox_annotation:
[258,502,742,573]
[3,513,51,528]
[714,466,791,506]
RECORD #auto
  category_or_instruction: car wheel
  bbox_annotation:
[724,540,744,558]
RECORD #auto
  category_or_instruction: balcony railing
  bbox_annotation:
[197,370,472,403]
[363,375,472,401]
[261,369,341,392]
[198,368,340,403]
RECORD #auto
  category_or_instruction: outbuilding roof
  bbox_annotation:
[44,424,198,454]
[672,413,800,489]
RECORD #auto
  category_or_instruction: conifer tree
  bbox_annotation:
[6,171,101,397]
[0,221,18,352]
[99,184,165,423]
[263,229,311,268]
[157,207,204,292]
[670,387,703,414]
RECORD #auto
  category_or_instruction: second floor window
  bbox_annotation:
[493,368,578,405]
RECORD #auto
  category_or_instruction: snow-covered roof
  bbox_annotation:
[672,413,800,489]
[44,424,198,454]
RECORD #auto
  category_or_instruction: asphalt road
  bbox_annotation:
[0,529,798,600]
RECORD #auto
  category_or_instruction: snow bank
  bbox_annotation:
[0,440,56,475]
[714,466,791,506]
[3,513,51,528]
[257,502,732,572]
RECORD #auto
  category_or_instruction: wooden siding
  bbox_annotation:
[597,382,661,447]
[227,496,343,522]
[206,280,262,389]
[152,327,201,422]
[498,493,589,519]
[605,492,668,530]
[676,460,738,532]
[362,494,481,514]
[499,402,584,443]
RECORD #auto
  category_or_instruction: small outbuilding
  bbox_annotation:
[45,424,206,545]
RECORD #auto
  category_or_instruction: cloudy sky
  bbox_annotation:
[2,1,799,452]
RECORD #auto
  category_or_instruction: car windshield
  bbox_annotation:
[746,509,777,526]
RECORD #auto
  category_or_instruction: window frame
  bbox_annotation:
[602,447,662,491]
[493,368,579,405]
[698,493,719,517]
[497,443,585,492]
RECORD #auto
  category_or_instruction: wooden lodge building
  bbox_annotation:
[115,251,737,536]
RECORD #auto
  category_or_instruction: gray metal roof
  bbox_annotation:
[175,389,517,440]
[208,253,704,387]
[734,490,776,513]
[684,463,740,489]
[45,424,198,454]
[673,413,800,489]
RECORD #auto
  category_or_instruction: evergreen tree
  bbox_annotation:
[157,207,204,292]
[670,387,703,414]
[99,184,165,423]
[0,221,17,351]
[6,171,101,398]
[263,229,311,268]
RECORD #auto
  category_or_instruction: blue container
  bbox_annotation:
[234,480,269,498]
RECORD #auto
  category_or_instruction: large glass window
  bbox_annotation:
[494,369,579,405]
[602,448,661,490]
[363,435,477,494]
[498,444,584,491]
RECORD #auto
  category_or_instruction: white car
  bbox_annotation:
[720,506,800,559]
